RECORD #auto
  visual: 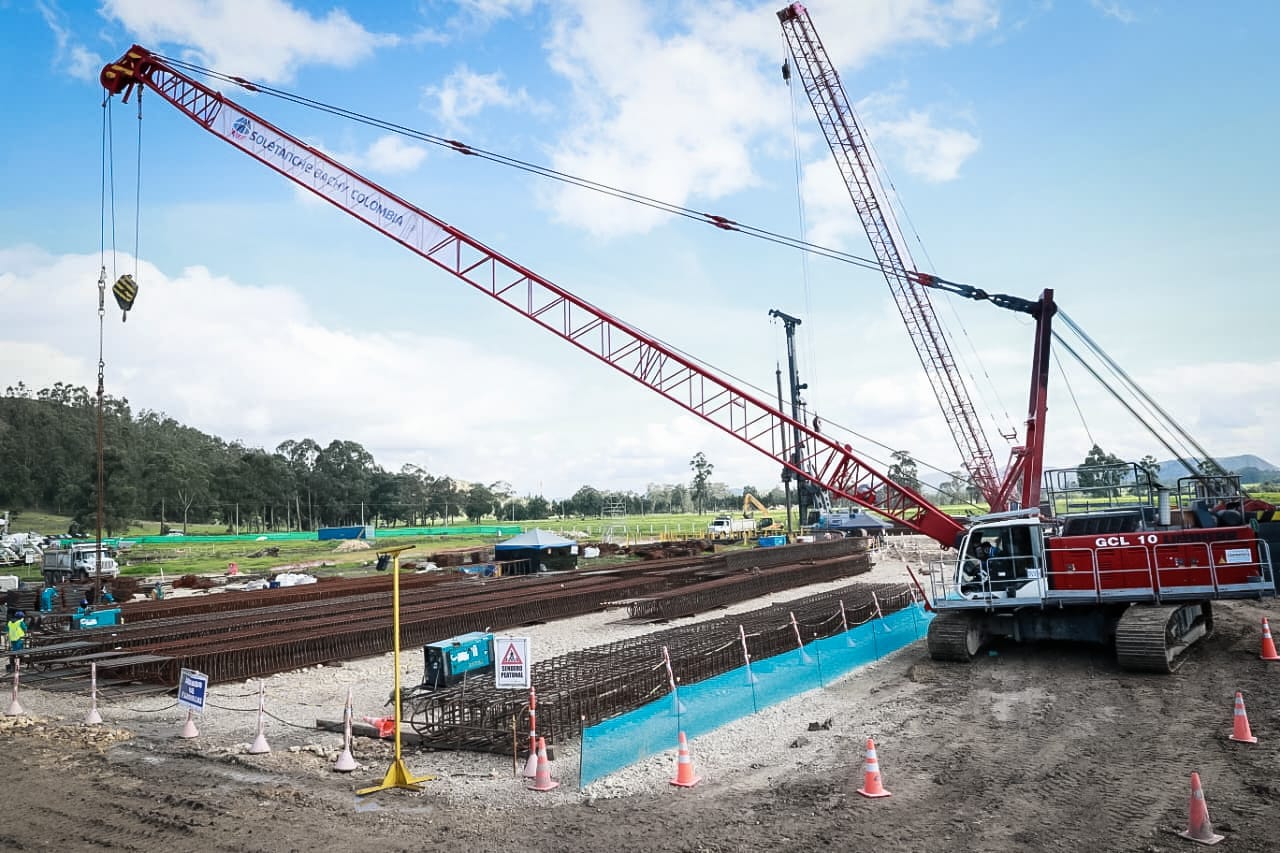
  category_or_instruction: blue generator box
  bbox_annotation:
[423,631,494,688]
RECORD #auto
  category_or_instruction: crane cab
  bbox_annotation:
[934,513,1049,606]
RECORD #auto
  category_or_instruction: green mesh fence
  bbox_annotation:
[58,524,523,548]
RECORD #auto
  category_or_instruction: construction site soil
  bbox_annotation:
[3,553,1278,852]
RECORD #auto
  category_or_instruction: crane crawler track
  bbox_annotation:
[926,612,984,662]
[1114,602,1213,673]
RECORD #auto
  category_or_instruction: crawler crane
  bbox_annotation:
[100,45,1274,670]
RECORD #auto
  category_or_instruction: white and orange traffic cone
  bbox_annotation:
[1261,617,1280,661]
[523,689,540,778]
[1228,691,1257,744]
[856,738,891,798]
[6,658,24,717]
[83,661,103,726]
[248,681,271,754]
[333,688,358,772]
[670,731,702,788]
[528,736,559,792]
[178,709,199,739]
[1177,772,1223,845]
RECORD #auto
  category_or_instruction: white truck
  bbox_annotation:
[706,516,758,538]
[41,544,120,584]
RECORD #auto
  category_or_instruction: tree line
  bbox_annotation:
[0,384,793,535]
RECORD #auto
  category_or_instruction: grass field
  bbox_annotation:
[8,489,1274,583]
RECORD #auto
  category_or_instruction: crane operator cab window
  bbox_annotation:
[959,526,1039,599]
[961,538,998,593]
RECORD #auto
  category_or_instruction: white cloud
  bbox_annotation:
[423,66,538,132]
[36,0,100,81]
[865,107,981,182]
[539,0,999,237]
[456,0,537,21]
[299,135,429,184]
[0,247,575,486]
[1090,1,1137,24]
[361,135,429,173]
[101,0,395,82]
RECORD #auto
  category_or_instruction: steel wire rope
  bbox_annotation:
[891,178,1017,448]
[1053,319,1203,471]
[119,699,178,713]
[859,127,1012,469]
[169,48,905,475]
[147,54,999,508]
[153,54,888,277]
[797,410,985,512]
[864,130,1013,444]
[1051,347,1097,450]
[783,56,823,408]
[1057,310,1226,479]
[1050,332,1199,473]
[132,88,142,286]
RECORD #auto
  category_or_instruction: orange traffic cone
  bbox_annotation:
[362,715,395,738]
[1261,617,1280,661]
[528,736,559,792]
[669,731,702,788]
[1228,691,1257,744]
[1177,772,1223,845]
[856,738,892,798]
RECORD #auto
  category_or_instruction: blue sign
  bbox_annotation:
[177,668,208,713]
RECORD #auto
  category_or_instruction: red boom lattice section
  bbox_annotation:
[99,45,963,545]
[778,5,1003,509]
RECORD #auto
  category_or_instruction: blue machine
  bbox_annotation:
[75,607,122,629]
[423,631,494,688]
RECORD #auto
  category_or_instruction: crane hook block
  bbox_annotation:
[112,274,138,321]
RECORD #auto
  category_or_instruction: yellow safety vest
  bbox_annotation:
[6,620,25,642]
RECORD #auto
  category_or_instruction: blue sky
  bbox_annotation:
[1,0,1277,501]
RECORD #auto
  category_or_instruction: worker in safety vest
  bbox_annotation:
[6,610,28,671]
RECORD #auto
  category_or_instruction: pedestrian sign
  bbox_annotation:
[177,667,209,713]
[494,636,531,689]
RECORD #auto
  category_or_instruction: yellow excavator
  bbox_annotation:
[742,494,784,534]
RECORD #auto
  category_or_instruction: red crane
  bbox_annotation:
[778,3,1031,511]
[99,45,1273,673]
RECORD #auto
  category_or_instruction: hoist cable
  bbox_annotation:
[1057,311,1228,479]
[1051,332,1197,478]
[153,54,891,277]
[1051,347,1095,450]
[134,88,142,282]
[783,57,821,406]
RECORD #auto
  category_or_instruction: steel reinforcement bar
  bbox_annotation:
[623,553,870,620]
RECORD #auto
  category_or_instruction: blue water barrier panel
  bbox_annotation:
[580,602,932,787]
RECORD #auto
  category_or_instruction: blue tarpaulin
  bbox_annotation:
[579,602,932,788]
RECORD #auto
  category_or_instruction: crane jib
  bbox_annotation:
[211,103,442,246]
[98,45,966,546]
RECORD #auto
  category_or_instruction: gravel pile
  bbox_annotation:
[10,542,931,809]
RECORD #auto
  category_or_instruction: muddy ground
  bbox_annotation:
[3,597,1278,852]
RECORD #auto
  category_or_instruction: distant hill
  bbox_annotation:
[1157,454,1279,485]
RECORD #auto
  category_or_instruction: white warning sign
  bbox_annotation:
[494,636,531,688]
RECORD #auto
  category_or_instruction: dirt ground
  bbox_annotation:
[3,596,1278,851]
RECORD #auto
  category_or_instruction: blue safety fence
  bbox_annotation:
[579,601,932,788]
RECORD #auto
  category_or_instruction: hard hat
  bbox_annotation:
[80,598,89,606]
[14,610,23,617]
